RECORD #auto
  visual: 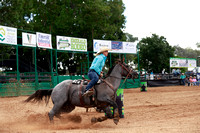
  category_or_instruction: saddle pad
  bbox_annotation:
[72,79,88,85]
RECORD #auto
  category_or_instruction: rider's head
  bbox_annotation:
[94,47,111,56]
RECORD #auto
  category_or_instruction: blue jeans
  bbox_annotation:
[181,79,185,85]
[85,69,99,91]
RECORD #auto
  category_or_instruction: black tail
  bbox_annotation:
[24,89,52,105]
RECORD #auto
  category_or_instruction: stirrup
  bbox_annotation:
[82,90,93,97]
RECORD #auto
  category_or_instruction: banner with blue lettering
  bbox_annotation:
[93,39,137,54]
[36,32,52,49]
[111,41,123,53]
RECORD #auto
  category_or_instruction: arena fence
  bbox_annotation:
[0,73,140,97]
[0,27,140,97]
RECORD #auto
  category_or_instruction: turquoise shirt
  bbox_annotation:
[90,54,107,75]
[180,75,186,79]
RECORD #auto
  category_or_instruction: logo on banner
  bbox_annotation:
[27,34,32,44]
[94,42,109,49]
[171,60,178,67]
[22,32,36,47]
[111,41,123,50]
[58,38,70,48]
[0,28,5,42]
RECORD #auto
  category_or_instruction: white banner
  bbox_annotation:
[123,42,137,54]
[36,32,52,49]
[57,36,71,50]
[93,39,111,52]
[0,25,17,45]
[57,36,87,51]
[93,39,137,54]
[188,59,196,67]
[170,58,196,68]
[22,32,36,47]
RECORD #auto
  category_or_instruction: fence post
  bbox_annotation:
[109,53,112,67]
[16,45,20,96]
[137,44,140,88]
[50,49,54,88]
[55,49,59,85]
[34,47,38,90]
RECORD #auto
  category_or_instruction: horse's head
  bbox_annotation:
[117,60,138,80]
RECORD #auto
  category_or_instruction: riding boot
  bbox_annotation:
[82,88,94,97]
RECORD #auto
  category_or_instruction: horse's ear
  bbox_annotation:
[115,59,121,64]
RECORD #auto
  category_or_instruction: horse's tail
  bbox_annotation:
[24,89,52,105]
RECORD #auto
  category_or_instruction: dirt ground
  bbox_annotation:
[0,86,200,133]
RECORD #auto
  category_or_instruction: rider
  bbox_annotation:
[82,47,110,96]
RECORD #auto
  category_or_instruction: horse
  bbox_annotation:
[25,60,138,125]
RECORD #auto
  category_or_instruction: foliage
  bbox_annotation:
[138,34,175,73]
[125,33,138,42]
[174,45,200,59]
[0,0,126,74]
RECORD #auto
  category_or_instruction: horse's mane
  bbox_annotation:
[105,59,123,78]
[105,65,115,77]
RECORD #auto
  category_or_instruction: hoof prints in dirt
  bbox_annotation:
[60,114,82,123]
[27,113,82,124]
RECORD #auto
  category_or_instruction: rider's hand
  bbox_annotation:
[100,71,103,77]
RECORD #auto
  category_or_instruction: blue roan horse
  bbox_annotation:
[25,60,138,125]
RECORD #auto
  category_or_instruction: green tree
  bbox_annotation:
[125,33,138,42]
[138,34,175,73]
[174,45,200,59]
[0,0,126,73]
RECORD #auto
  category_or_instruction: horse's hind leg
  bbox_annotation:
[48,100,67,122]
[60,102,75,113]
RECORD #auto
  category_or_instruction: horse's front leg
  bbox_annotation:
[91,116,108,124]
[91,106,109,124]
[107,99,119,125]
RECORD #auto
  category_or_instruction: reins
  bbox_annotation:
[118,62,133,89]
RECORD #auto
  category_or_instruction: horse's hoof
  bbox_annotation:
[113,118,119,125]
[91,117,97,124]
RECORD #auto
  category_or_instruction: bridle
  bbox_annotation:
[118,62,133,79]
[105,62,135,95]
[118,62,134,88]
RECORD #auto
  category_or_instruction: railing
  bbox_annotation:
[140,73,182,81]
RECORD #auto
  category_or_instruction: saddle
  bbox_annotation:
[72,75,102,85]
[72,76,114,96]
[72,79,88,85]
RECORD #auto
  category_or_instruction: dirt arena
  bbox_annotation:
[0,86,200,133]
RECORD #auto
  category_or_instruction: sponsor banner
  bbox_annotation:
[57,36,71,50]
[170,58,196,68]
[71,37,87,51]
[111,41,123,53]
[93,39,111,52]
[188,59,196,67]
[93,39,137,54]
[123,42,137,54]
[0,25,17,45]
[36,32,52,49]
[56,36,87,51]
[22,32,36,47]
